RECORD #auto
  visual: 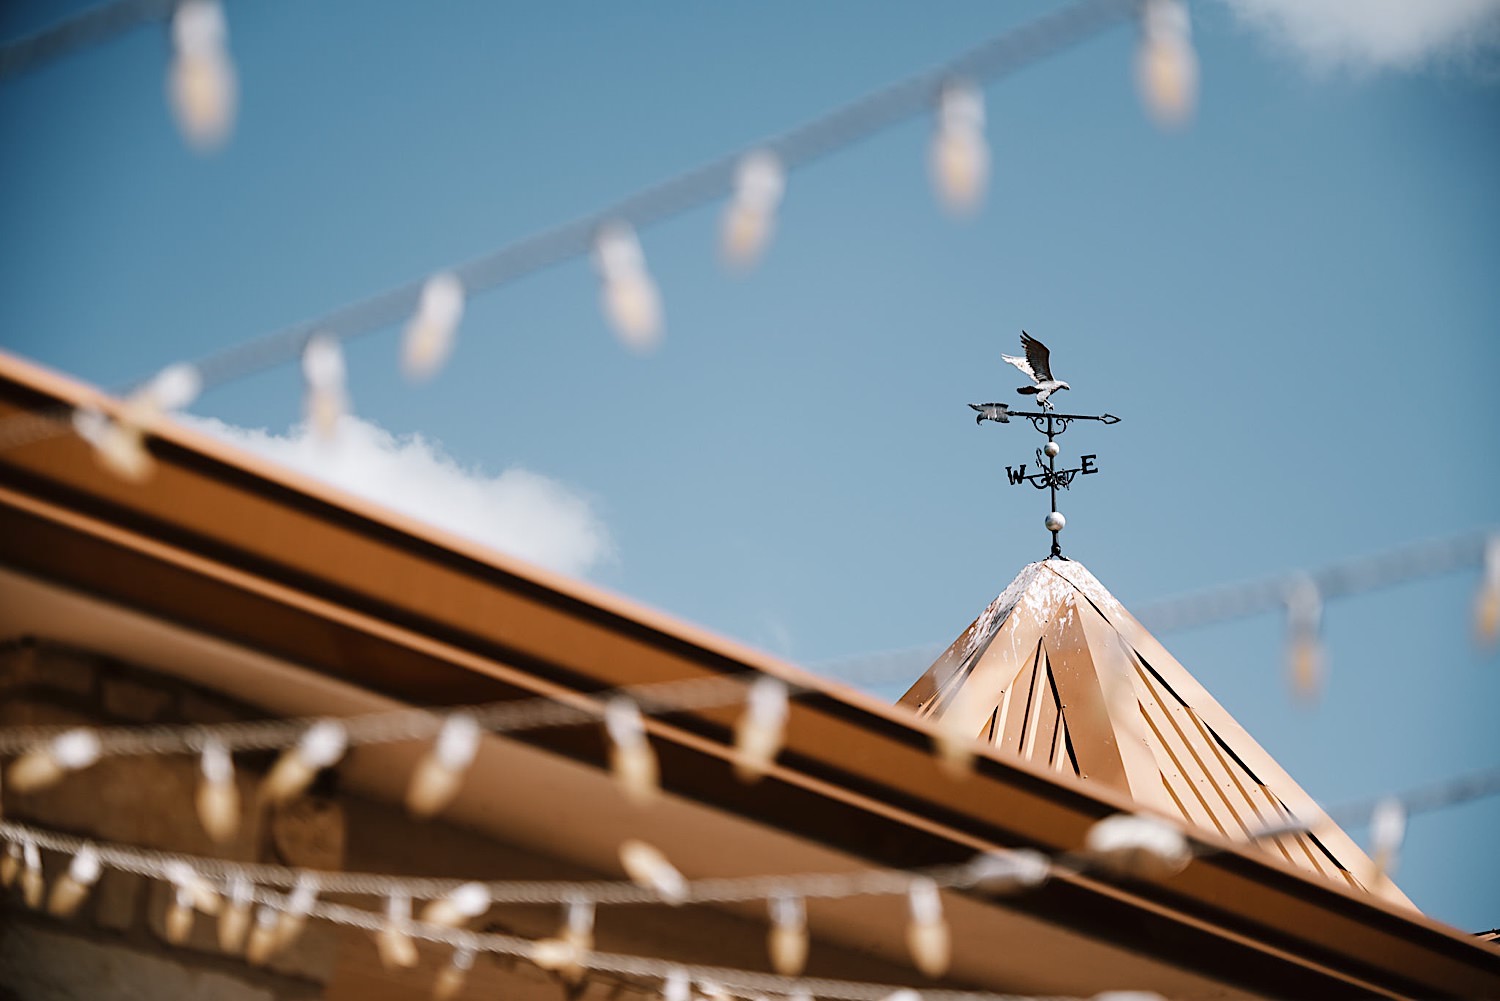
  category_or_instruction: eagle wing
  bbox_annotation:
[1020,331,1053,382]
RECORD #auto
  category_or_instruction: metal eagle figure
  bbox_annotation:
[1002,332,1070,410]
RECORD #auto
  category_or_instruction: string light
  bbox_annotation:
[605,696,659,806]
[167,0,237,152]
[272,873,319,954]
[8,727,102,793]
[1283,576,1324,703]
[905,877,950,977]
[418,881,491,928]
[720,150,785,271]
[401,273,466,381]
[245,903,281,965]
[376,890,420,969]
[531,896,593,982]
[432,946,476,1001]
[1475,535,1500,647]
[531,933,585,972]
[663,966,692,1001]
[163,860,219,944]
[301,334,349,442]
[46,843,101,918]
[406,711,481,818]
[967,849,1050,894]
[20,839,43,909]
[70,403,153,483]
[196,737,239,843]
[619,839,686,904]
[734,676,789,782]
[929,80,989,216]
[593,222,663,352]
[767,893,808,976]
[219,874,253,953]
[134,361,203,416]
[1083,813,1190,880]
[1134,0,1197,129]
[0,0,1145,464]
[262,719,347,804]
[1368,797,1406,885]
[0,842,19,887]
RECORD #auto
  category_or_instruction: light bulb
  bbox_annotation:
[554,897,594,983]
[402,273,466,381]
[905,877,949,977]
[245,904,279,965]
[1369,797,1406,883]
[165,884,197,944]
[197,737,240,843]
[272,875,318,952]
[619,839,686,904]
[531,935,584,971]
[1135,0,1198,129]
[407,712,481,818]
[19,841,43,909]
[9,727,102,793]
[1084,813,1191,880]
[377,891,420,969]
[605,697,659,806]
[0,843,21,887]
[167,0,237,151]
[767,893,807,975]
[929,80,988,215]
[1475,536,1500,648]
[593,222,663,352]
[301,334,349,441]
[262,719,347,804]
[219,875,253,953]
[72,405,154,483]
[734,676,788,782]
[662,967,691,1001]
[433,946,476,1000]
[967,848,1050,894]
[164,859,222,916]
[419,881,490,928]
[136,362,203,415]
[47,844,101,918]
[721,150,785,270]
[1284,577,1323,704]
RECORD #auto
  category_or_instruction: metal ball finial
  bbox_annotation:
[1044,441,1060,457]
[1044,511,1066,533]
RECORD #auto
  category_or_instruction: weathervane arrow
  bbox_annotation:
[968,333,1121,559]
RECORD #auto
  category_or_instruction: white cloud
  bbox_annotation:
[180,414,613,578]
[1221,0,1500,72]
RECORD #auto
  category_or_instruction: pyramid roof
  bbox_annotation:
[900,558,1412,907]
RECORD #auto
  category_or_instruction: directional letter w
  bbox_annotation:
[1006,465,1027,485]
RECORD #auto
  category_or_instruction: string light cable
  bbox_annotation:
[814,528,1500,685]
[0,0,179,80]
[0,0,1163,454]
[1,764,1495,997]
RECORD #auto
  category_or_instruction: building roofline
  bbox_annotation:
[2,350,1497,998]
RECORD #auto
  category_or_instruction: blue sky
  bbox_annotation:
[2,1,1497,931]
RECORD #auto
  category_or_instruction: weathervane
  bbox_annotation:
[968,332,1120,559]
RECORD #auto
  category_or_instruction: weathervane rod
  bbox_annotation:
[968,333,1121,560]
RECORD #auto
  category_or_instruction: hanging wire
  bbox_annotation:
[813,530,1499,686]
[0,0,179,80]
[0,671,775,757]
[0,0,1143,453]
[2,763,1495,910]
